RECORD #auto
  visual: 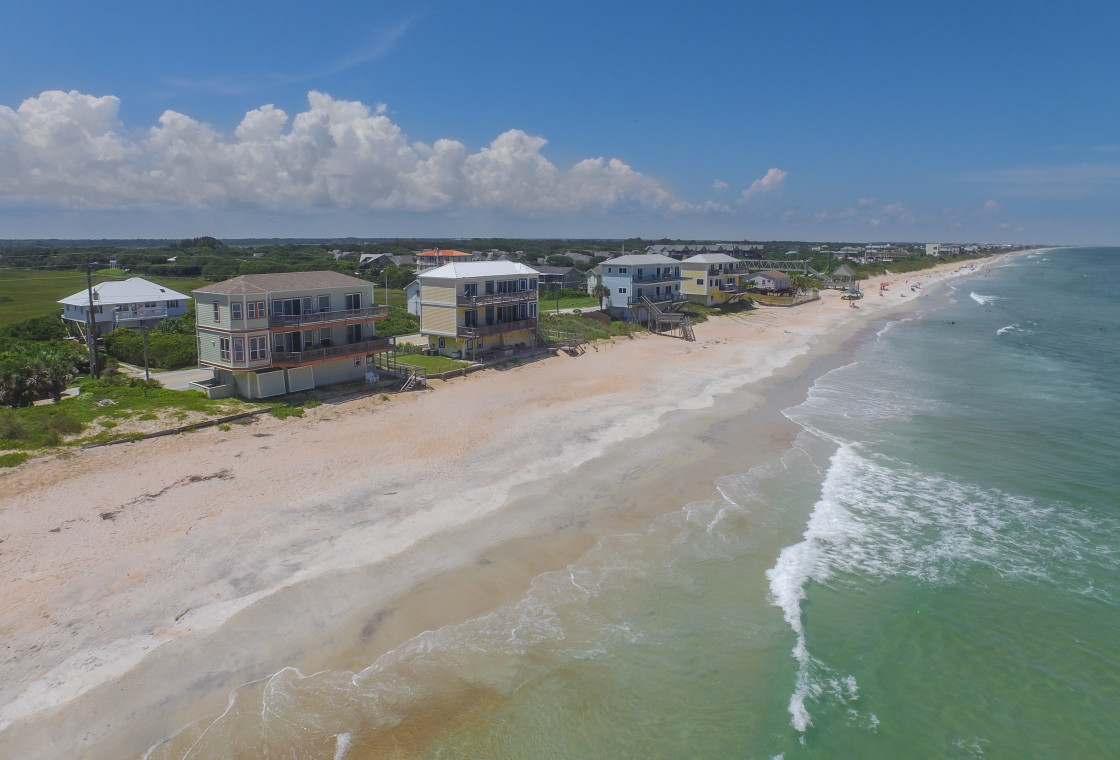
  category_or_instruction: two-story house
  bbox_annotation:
[417,261,540,360]
[59,277,190,332]
[598,254,683,319]
[193,271,393,399]
[680,253,752,306]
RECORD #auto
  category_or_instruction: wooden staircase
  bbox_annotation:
[639,297,695,341]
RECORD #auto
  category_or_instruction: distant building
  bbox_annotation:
[414,248,473,272]
[59,277,190,331]
[750,270,791,292]
[533,265,584,291]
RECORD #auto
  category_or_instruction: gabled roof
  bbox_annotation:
[756,269,790,279]
[832,264,857,277]
[418,261,540,279]
[59,277,190,307]
[194,271,372,295]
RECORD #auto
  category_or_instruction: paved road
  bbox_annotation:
[118,363,215,391]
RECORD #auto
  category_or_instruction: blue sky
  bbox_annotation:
[1,0,1117,243]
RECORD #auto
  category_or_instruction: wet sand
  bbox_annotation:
[0,257,1002,758]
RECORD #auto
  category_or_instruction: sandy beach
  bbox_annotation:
[0,256,1003,759]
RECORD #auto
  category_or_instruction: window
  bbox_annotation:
[696,278,704,286]
[519,278,528,291]
[231,302,243,320]
[219,337,231,361]
[213,302,220,322]
[257,301,266,317]
[464,309,478,327]
[485,280,495,295]
[346,324,362,344]
[529,303,538,318]
[320,327,331,344]
[249,336,268,360]
[233,337,245,362]
[618,267,628,274]
[463,282,478,297]
[246,301,256,319]
[168,300,179,308]
[318,295,331,313]
[618,287,627,294]
[344,292,362,310]
[529,278,537,290]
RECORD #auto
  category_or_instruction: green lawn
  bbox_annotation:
[0,269,213,326]
[394,354,469,374]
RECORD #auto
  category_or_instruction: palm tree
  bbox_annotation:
[592,284,611,313]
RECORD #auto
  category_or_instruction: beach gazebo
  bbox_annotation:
[831,264,857,288]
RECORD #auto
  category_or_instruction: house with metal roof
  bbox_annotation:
[192,271,393,399]
[680,253,752,306]
[599,254,684,320]
[59,277,190,332]
[417,261,541,360]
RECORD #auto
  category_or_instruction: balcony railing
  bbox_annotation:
[630,273,684,284]
[269,304,389,328]
[719,283,748,293]
[113,307,169,324]
[459,318,538,338]
[271,336,396,366]
[456,290,537,307]
[627,293,685,305]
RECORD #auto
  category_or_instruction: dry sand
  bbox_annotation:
[0,257,1000,758]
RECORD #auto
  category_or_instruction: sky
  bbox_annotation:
[1,0,1118,244]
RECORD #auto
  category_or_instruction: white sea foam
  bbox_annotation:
[970,292,998,305]
[997,323,1019,335]
[766,440,1119,734]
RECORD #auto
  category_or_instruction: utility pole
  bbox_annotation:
[85,258,100,379]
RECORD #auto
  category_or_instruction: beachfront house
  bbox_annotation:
[59,277,190,333]
[192,271,393,399]
[417,261,540,360]
[750,270,791,292]
[680,253,752,306]
[599,254,684,319]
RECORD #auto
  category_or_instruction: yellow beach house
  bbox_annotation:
[418,261,540,360]
[192,271,393,399]
[680,253,752,306]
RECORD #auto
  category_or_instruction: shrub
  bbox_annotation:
[0,452,30,468]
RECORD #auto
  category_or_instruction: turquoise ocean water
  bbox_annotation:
[150,248,1119,759]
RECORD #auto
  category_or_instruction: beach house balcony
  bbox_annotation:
[631,272,684,285]
[456,290,537,308]
[459,318,538,339]
[112,306,170,325]
[268,304,389,328]
[270,336,395,367]
[719,282,748,294]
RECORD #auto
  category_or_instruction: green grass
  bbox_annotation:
[540,312,647,341]
[0,376,252,450]
[0,269,214,326]
[539,294,599,312]
[394,354,470,373]
[0,451,30,467]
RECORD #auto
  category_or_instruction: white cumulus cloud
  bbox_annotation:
[738,168,787,203]
[0,90,685,216]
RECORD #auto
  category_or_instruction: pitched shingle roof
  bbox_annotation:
[194,271,371,295]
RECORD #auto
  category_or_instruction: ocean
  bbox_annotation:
[147,248,1119,759]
